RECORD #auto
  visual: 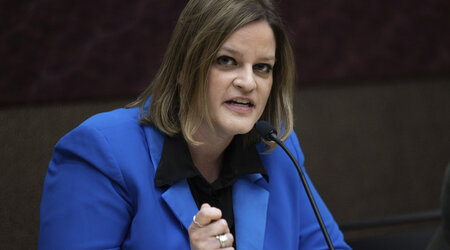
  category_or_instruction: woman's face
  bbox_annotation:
[205,20,276,139]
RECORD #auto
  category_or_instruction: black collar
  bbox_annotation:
[154,134,269,188]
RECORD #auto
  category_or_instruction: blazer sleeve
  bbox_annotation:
[287,132,351,250]
[39,122,133,250]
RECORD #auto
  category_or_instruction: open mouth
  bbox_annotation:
[225,98,254,107]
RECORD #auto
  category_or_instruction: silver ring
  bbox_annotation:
[192,215,203,228]
[216,234,228,248]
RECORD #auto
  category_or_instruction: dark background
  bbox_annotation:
[1,0,449,249]
[1,0,449,104]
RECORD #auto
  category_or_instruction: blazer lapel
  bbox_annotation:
[161,173,270,246]
[233,174,269,250]
[161,179,199,230]
[143,125,164,172]
[143,121,270,246]
[143,125,198,230]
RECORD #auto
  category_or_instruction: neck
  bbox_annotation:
[187,125,233,183]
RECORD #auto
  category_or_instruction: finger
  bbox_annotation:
[190,234,234,250]
[200,203,211,209]
[192,215,204,228]
[188,219,233,250]
[215,232,234,249]
[189,218,231,243]
[206,219,231,236]
[194,204,222,226]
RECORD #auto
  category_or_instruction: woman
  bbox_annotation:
[39,0,350,249]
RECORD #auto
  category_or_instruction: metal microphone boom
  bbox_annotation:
[254,121,335,250]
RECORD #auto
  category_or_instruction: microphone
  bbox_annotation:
[254,121,335,250]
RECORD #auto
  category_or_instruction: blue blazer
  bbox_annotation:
[39,107,350,249]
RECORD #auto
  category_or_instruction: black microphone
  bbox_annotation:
[254,121,335,250]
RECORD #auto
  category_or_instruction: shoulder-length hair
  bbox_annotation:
[127,0,295,150]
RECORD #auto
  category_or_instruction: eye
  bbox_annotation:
[253,63,273,74]
[216,56,236,66]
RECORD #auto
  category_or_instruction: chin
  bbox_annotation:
[235,127,253,135]
[224,121,255,136]
[213,113,259,137]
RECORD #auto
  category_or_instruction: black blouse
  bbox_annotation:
[154,134,268,245]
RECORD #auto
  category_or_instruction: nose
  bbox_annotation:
[232,66,256,92]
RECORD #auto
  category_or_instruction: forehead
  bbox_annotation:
[219,20,276,59]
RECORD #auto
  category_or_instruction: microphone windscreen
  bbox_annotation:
[254,121,277,141]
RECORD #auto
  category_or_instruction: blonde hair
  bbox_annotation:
[127,0,295,150]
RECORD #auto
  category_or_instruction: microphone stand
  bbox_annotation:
[273,137,335,250]
[255,121,335,250]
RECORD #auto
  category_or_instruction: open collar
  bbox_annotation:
[154,134,268,188]
[143,124,270,250]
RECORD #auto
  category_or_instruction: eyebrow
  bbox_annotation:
[220,46,276,62]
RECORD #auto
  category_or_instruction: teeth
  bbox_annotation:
[232,98,250,104]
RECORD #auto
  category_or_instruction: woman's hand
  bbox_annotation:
[188,203,234,250]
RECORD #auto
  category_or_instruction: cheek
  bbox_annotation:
[258,81,273,112]
[206,73,225,113]
[207,71,218,100]
[261,80,273,101]
[207,70,231,101]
